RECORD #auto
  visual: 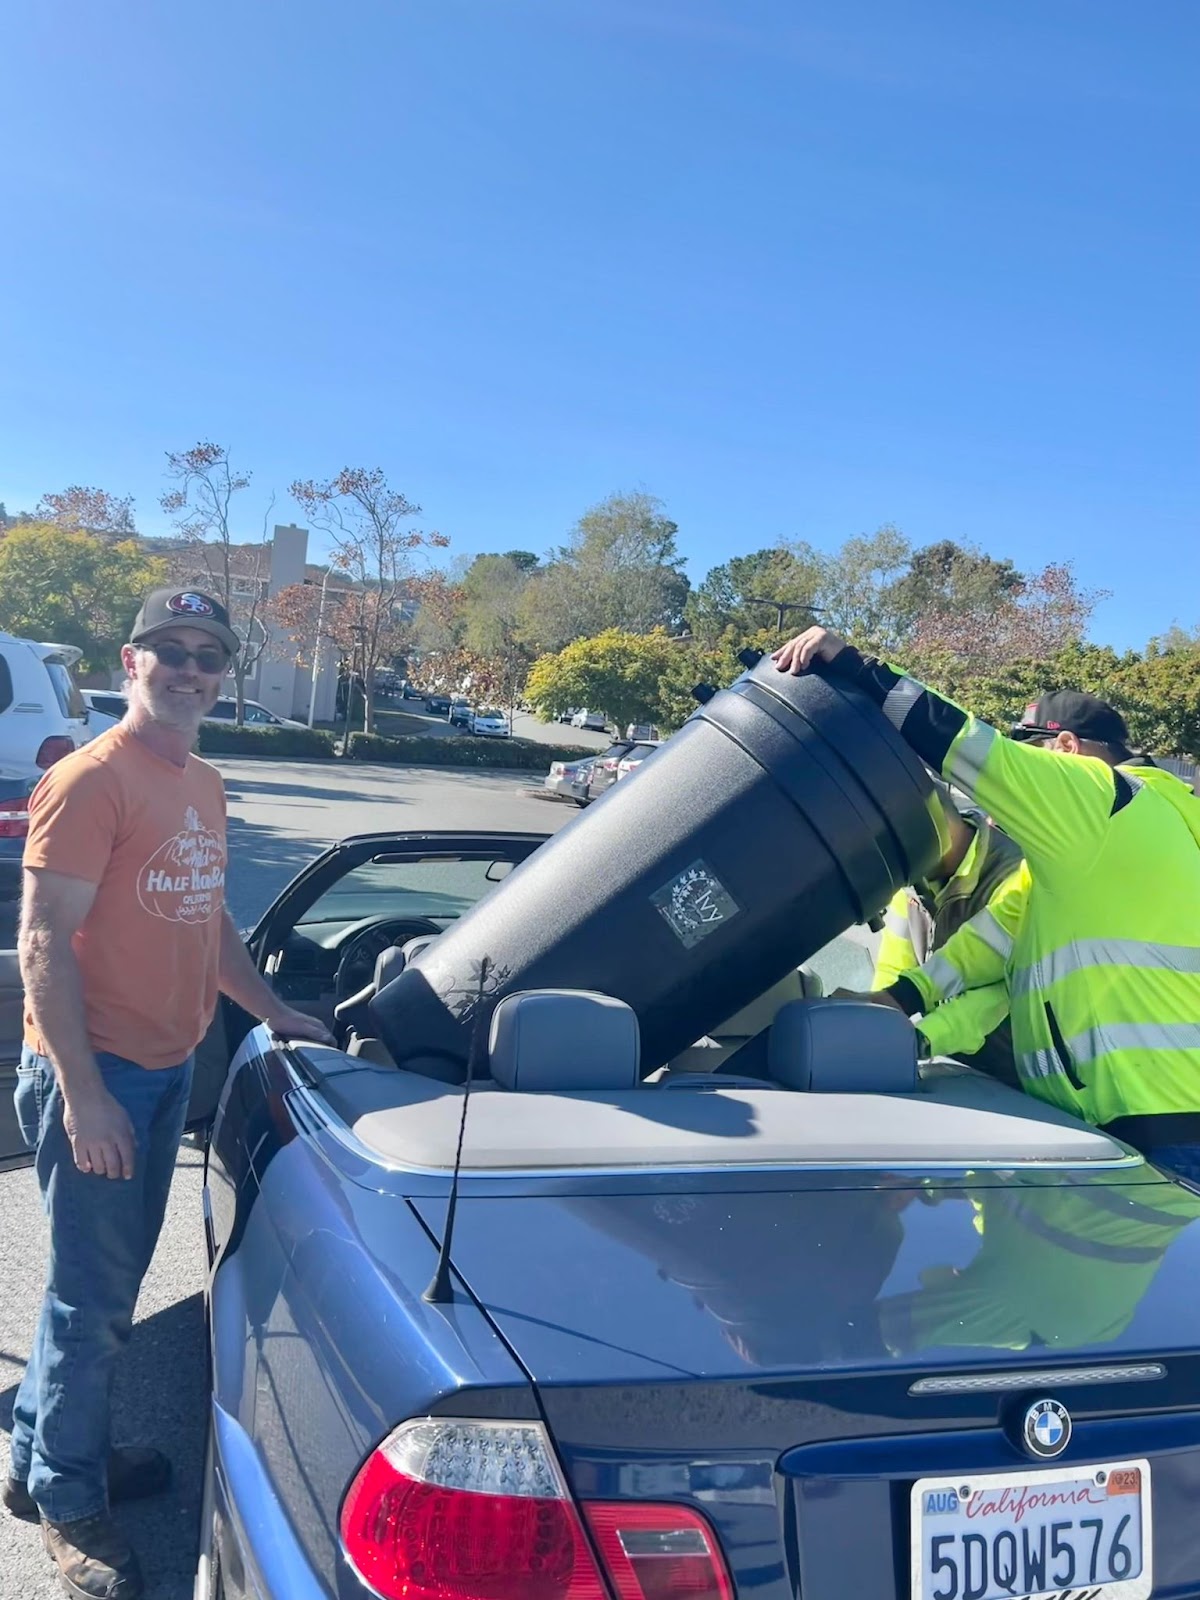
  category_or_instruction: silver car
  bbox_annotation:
[543,755,596,804]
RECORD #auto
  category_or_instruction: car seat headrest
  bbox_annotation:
[768,999,919,1093]
[373,944,409,993]
[489,990,641,1091]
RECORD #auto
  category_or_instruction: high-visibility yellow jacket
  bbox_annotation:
[871,822,1023,1082]
[825,648,1200,1146]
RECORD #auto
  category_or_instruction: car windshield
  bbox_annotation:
[296,855,514,927]
[477,709,502,719]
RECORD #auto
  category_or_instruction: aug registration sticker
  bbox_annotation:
[910,1460,1151,1600]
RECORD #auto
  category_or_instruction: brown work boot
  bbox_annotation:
[41,1512,144,1599]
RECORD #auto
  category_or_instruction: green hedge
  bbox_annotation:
[346,733,597,770]
[198,724,338,758]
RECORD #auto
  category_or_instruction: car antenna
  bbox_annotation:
[424,955,491,1304]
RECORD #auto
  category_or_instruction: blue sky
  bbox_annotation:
[2,0,1195,650]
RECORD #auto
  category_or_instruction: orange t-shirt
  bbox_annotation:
[23,724,228,1070]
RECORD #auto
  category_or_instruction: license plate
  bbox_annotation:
[911,1460,1152,1600]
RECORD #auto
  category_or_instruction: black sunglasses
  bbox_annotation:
[141,640,229,674]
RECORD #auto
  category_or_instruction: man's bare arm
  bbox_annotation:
[19,867,136,1179]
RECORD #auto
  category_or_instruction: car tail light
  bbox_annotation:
[36,736,75,770]
[584,1502,734,1600]
[340,1418,733,1600]
[0,798,31,839]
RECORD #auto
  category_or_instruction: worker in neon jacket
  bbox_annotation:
[872,704,1172,1081]
[775,633,1200,1183]
[869,783,1023,1085]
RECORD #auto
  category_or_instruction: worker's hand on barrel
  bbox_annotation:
[829,987,905,1013]
[772,626,849,674]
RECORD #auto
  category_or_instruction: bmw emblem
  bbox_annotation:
[1022,1398,1072,1460]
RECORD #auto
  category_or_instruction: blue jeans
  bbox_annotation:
[9,1047,193,1523]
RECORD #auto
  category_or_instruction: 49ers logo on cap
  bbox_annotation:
[168,592,215,617]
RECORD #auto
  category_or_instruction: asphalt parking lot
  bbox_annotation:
[0,756,875,1598]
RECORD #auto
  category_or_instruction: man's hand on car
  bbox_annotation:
[63,1087,137,1180]
[264,1005,336,1046]
[772,627,850,674]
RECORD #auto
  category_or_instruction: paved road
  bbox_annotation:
[0,758,875,1598]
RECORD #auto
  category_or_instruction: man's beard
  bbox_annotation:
[135,680,215,732]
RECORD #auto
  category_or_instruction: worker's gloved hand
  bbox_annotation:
[829,987,906,1013]
[772,627,849,675]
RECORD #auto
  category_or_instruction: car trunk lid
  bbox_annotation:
[413,1175,1200,1599]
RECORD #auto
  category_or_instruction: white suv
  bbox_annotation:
[0,634,92,780]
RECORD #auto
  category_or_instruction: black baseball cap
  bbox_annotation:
[1011,690,1131,757]
[130,588,240,657]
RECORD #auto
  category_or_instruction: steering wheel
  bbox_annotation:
[333,916,444,1006]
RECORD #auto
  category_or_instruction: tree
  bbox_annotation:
[815,524,914,652]
[685,543,826,645]
[890,539,1022,643]
[36,486,137,540]
[525,629,678,731]
[520,492,690,652]
[910,561,1107,675]
[161,442,274,722]
[0,522,167,671]
[655,625,781,732]
[290,467,448,734]
[1150,622,1200,654]
[456,553,536,726]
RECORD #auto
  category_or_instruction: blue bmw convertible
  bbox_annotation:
[192,828,1200,1600]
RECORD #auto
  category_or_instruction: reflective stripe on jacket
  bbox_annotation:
[872,823,1023,1082]
[826,647,1200,1136]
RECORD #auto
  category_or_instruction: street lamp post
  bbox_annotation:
[746,598,823,635]
[306,568,332,729]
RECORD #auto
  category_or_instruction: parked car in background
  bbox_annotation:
[0,634,91,779]
[543,755,597,804]
[0,765,36,904]
[204,697,307,730]
[571,708,607,731]
[582,738,638,802]
[624,722,662,742]
[81,689,128,721]
[401,681,423,699]
[449,696,472,728]
[616,740,662,781]
[424,692,452,715]
[469,708,509,738]
[80,690,125,735]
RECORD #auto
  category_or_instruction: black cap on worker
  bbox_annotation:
[130,588,240,658]
[1011,690,1131,759]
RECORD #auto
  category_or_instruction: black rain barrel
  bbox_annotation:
[370,657,943,1076]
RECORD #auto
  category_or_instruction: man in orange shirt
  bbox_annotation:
[4,588,331,1600]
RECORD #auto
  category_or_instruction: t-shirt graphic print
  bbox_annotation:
[138,805,227,923]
